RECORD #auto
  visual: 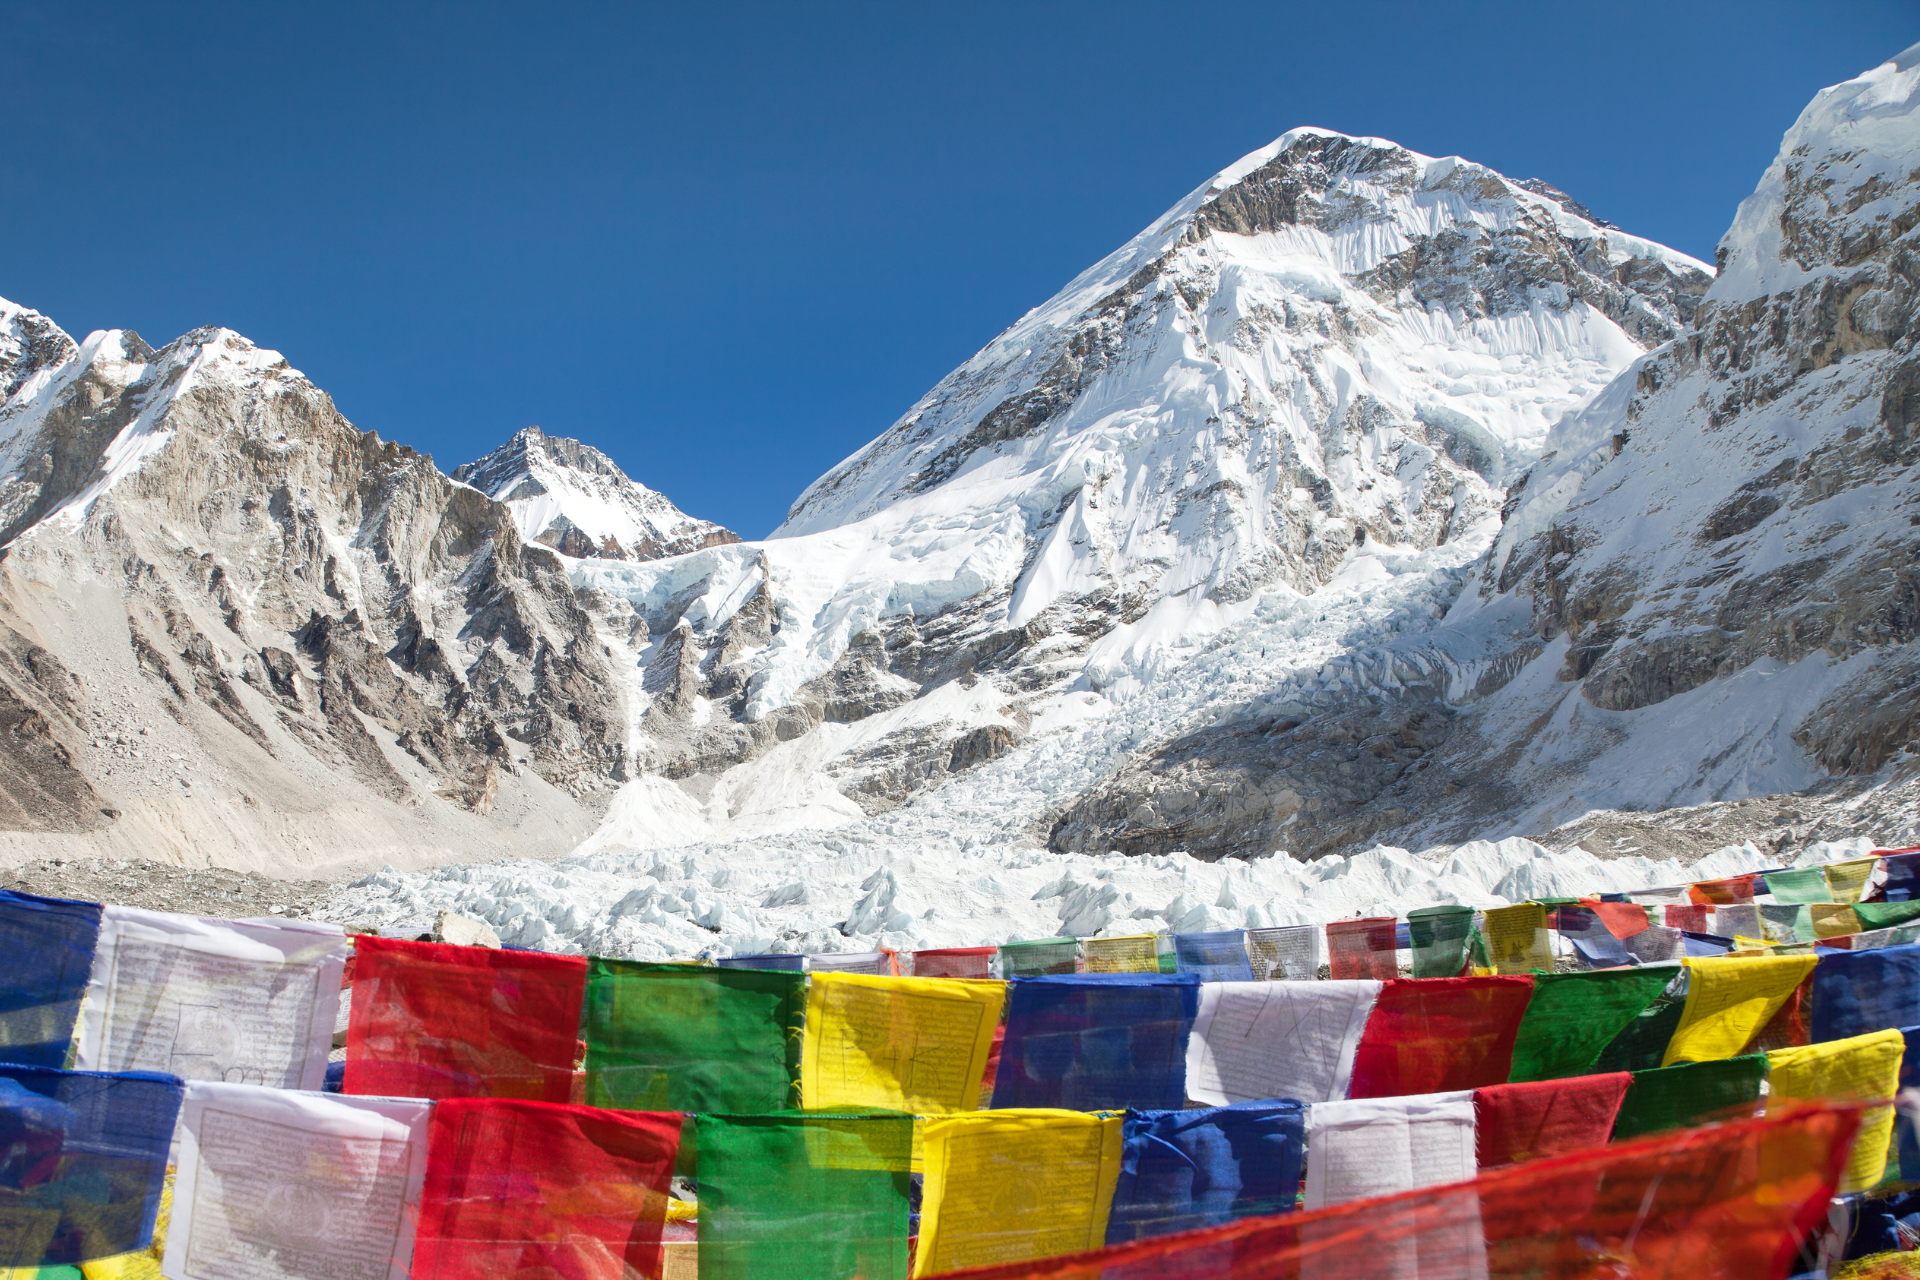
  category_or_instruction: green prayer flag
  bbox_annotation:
[1611,1054,1769,1140]
[1507,967,1676,1082]
[1764,868,1833,904]
[1760,903,1816,943]
[1407,905,1475,979]
[999,938,1078,976]
[1590,970,1688,1073]
[696,1111,913,1280]
[1853,900,1920,930]
[582,959,805,1114]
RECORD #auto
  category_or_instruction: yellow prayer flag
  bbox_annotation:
[1481,903,1552,974]
[800,972,1006,1114]
[1081,933,1159,973]
[1768,1028,1905,1193]
[1663,955,1817,1066]
[914,1109,1123,1277]
[1810,904,1862,939]
[1824,858,1879,905]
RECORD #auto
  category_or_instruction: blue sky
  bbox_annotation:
[2,3,1912,537]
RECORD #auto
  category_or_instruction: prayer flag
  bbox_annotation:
[1579,899,1651,939]
[1171,931,1253,982]
[1810,943,1920,1043]
[694,1111,912,1280]
[0,1065,182,1269]
[1506,967,1675,1082]
[1688,877,1755,906]
[1081,935,1159,974]
[1611,1054,1769,1139]
[581,959,804,1115]
[800,972,1004,1114]
[1406,905,1474,979]
[1590,969,1687,1072]
[1853,901,1920,930]
[1480,903,1552,974]
[1324,918,1396,981]
[1767,1028,1905,1193]
[1624,924,1687,962]
[1766,867,1834,904]
[990,976,1199,1112]
[412,1098,680,1280]
[997,939,1078,978]
[1473,1073,1631,1168]
[1244,925,1319,980]
[345,936,586,1102]
[808,951,898,976]
[1557,907,1635,966]
[1347,976,1534,1098]
[1662,955,1817,1066]
[1810,904,1863,939]
[162,1081,430,1280]
[74,907,345,1090]
[1762,903,1816,943]
[1184,979,1380,1106]
[912,948,995,980]
[915,1109,1122,1276]
[1712,904,1764,940]
[1826,859,1879,905]
[1302,1091,1477,1209]
[1104,1101,1305,1244]
[1665,904,1711,932]
[0,891,100,1070]
[1881,852,1920,903]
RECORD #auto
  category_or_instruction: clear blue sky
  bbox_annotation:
[2,3,1911,537]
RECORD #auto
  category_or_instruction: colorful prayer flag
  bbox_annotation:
[1347,976,1534,1098]
[800,972,1003,1114]
[1507,967,1675,1082]
[1766,1028,1905,1193]
[990,976,1198,1112]
[1662,954,1817,1066]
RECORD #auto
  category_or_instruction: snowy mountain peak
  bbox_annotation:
[454,425,738,562]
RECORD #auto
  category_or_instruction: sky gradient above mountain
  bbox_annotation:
[0,1,1911,537]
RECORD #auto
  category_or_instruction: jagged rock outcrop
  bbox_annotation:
[454,425,738,562]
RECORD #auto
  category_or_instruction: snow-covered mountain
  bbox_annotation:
[558,125,1709,843]
[0,306,639,873]
[453,426,737,562]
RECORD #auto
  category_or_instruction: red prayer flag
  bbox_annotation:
[1326,917,1398,981]
[1664,904,1712,932]
[1347,975,1535,1098]
[344,935,588,1102]
[912,947,996,978]
[1577,898,1650,939]
[411,1098,681,1280]
[1474,1073,1632,1168]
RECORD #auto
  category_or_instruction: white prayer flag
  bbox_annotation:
[163,1081,430,1280]
[1186,979,1380,1106]
[74,906,347,1089]
[1303,1090,1478,1209]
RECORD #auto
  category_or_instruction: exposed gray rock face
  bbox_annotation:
[0,312,621,873]
[1051,47,1920,860]
[454,425,739,562]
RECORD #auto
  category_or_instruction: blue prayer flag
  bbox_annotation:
[1811,944,1920,1043]
[1105,1100,1306,1244]
[1173,931,1254,982]
[990,975,1200,1111]
[0,1064,182,1267]
[1884,854,1920,904]
[0,891,102,1070]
